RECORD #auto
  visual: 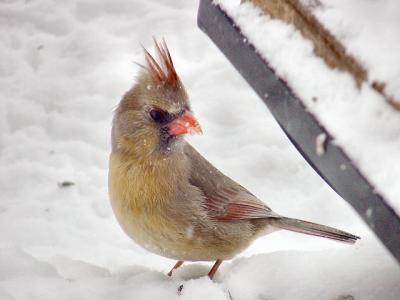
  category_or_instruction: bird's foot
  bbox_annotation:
[168,260,184,277]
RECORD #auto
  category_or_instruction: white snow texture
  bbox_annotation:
[0,0,399,299]
[218,0,400,217]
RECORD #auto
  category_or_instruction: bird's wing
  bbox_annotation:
[184,143,279,221]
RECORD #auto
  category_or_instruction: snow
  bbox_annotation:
[315,133,327,156]
[310,0,400,103]
[0,0,399,299]
[217,0,400,217]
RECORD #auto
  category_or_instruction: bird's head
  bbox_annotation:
[112,39,202,160]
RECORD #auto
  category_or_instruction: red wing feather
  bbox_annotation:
[204,186,275,221]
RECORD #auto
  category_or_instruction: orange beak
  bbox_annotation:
[168,111,202,136]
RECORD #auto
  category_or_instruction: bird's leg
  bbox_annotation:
[208,259,223,280]
[167,260,184,277]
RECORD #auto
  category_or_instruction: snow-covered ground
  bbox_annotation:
[0,0,399,299]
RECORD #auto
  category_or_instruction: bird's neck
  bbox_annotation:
[109,146,188,212]
[111,125,185,164]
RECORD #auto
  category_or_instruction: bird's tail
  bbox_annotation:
[270,217,360,244]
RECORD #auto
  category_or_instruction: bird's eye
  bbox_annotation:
[149,108,169,124]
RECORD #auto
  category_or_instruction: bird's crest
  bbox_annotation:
[142,38,178,87]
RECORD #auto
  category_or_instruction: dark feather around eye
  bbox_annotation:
[149,108,169,124]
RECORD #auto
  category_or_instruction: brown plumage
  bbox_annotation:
[108,39,360,280]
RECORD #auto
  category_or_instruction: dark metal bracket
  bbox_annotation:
[197,0,400,264]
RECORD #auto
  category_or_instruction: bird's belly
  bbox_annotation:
[111,201,254,261]
[111,206,179,258]
[114,209,208,260]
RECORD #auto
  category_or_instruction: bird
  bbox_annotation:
[108,39,360,280]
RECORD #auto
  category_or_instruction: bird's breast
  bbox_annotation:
[108,152,193,258]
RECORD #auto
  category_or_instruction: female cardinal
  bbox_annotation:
[108,39,359,280]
